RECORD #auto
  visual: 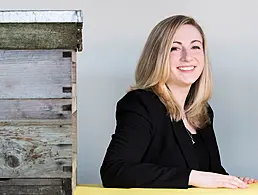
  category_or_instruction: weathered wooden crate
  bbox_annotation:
[0,10,82,195]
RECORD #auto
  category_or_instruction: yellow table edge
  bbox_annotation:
[74,183,258,195]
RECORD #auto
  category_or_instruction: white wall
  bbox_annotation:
[2,0,258,184]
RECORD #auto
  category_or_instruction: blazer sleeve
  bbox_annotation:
[207,104,229,175]
[100,91,192,188]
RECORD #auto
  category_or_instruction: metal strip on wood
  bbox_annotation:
[0,10,83,23]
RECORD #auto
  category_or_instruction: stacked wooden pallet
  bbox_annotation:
[0,10,82,195]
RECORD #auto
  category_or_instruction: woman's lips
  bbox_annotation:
[177,65,196,71]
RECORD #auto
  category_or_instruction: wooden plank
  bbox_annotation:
[0,120,72,178]
[0,99,72,120]
[71,50,77,194]
[72,51,77,114]
[72,154,77,194]
[0,178,71,195]
[0,178,62,185]
[72,51,77,84]
[0,23,82,51]
[72,84,77,114]
[72,112,77,193]
[0,50,72,99]
[63,178,72,195]
[0,185,63,195]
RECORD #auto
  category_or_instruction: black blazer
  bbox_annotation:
[100,89,228,188]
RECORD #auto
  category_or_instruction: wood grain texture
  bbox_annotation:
[0,99,72,120]
[0,50,72,99]
[72,112,77,192]
[0,178,71,195]
[72,51,76,84]
[72,84,77,114]
[0,23,82,51]
[71,51,77,193]
[0,120,72,178]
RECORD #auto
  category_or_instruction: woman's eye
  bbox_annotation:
[171,47,180,52]
[192,46,201,49]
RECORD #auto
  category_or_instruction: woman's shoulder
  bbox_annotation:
[117,89,160,106]
[116,89,167,128]
[116,88,166,115]
[206,103,214,117]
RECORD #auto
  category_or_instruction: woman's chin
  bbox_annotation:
[179,80,196,87]
[167,77,199,87]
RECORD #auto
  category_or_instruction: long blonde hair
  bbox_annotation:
[131,15,212,129]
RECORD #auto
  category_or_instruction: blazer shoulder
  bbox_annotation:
[116,89,165,121]
[117,89,160,107]
[207,103,214,119]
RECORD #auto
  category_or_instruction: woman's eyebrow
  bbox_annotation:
[173,40,202,45]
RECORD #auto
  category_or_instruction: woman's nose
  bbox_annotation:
[181,47,192,62]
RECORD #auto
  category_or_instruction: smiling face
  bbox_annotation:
[167,24,205,87]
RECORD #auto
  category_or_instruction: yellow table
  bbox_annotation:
[75,183,258,195]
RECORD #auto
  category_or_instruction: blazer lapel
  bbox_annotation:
[171,119,199,170]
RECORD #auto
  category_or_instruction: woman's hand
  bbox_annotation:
[189,170,248,189]
[238,177,258,184]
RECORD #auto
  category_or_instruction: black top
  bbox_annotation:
[189,130,210,172]
[100,89,228,189]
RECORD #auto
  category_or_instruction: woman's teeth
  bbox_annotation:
[178,66,195,71]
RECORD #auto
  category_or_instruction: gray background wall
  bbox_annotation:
[2,0,258,184]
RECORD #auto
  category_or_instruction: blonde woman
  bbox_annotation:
[100,15,257,189]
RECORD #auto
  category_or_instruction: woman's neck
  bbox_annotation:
[166,83,191,111]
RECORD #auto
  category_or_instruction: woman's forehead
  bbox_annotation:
[173,24,203,43]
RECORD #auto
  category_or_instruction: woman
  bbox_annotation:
[100,15,257,189]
